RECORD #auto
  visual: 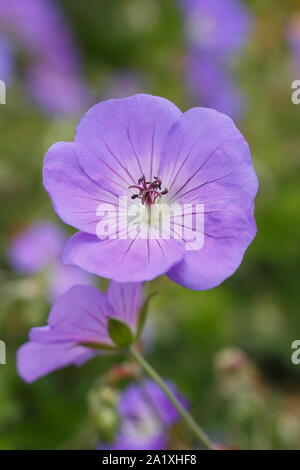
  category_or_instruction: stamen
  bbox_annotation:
[129,176,168,205]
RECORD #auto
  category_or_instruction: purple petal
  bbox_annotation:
[167,195,257,290]
[160,107,258,202]
[43,142,116,234]
[17,342,95,383]
[107,281,143,330]
[119,379,188,427]
[98,379,188,450]
[74,94,181,194]
[157,107,257,290]
[63,232,184,283]
[98,433,167,451]
[29,285,112,345]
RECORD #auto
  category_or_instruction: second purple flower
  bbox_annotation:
[17,281,144,383]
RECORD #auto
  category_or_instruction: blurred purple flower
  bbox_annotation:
[98,379,188,450]
[0,0,89,115]
[178,0,251,58]
[178,0,252,120]
[186,52,244,119]
[43,94,258,290]
[8,222,64,274]
[102,70,144,100]
[26,63,89,116]
[8,221,93,300]
[17,282,143,383]
[0,35,14,83]
[286,13,300,74]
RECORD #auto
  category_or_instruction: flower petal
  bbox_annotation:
[98,379,187,450]
[43,142,117,234]
[167,193,257,290]
[63,232,184,283]
[30,285,112,345]
[107,281,143,331]
[17,342,95,383]
[119,379,188,427]
[159,107,258,290]
[74,94,181,194]
[97,433,167,451]
[160,107,258,203]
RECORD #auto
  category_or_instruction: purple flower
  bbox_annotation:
[186,52,244,119]
[8,222,65,274]
[8,221,93,300]
[43,94,258,290]
[102,70,144,100]
[179,0,252,120]
[0,0,88,115]
[0,35,14,83]
[98,379,188,450]
[286,13,300,74]
[17,281,143,383]
[178,0,251,58]
[26,62,89,116]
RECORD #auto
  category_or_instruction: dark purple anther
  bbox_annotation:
[129,176,168,205]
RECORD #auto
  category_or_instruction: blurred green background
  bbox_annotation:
[0,0,300,450]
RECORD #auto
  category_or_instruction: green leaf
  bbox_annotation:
[136,292,157,339]
[108,318,134,348]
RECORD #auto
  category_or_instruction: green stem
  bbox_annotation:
[130,346,215,450]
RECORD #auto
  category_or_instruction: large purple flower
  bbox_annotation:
[98,379,188,450]
[0,0,88,115]
[43,94,258,290]
[17,281,143,383]
[8,221,93,300]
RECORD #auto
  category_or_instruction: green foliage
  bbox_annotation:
[108,318,134,348]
